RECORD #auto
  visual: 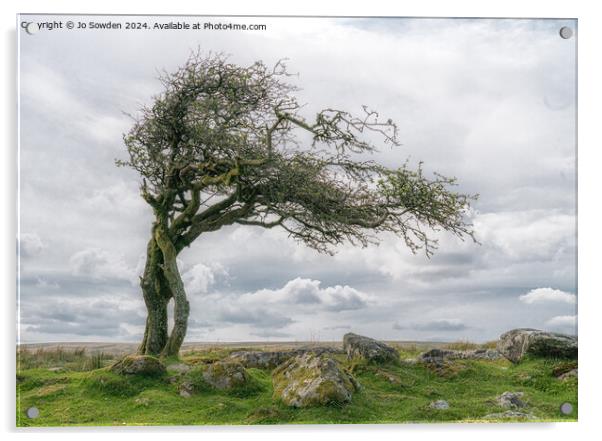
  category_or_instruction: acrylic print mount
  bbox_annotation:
[17,15,577,426]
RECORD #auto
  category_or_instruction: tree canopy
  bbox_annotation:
[119,52,476,259]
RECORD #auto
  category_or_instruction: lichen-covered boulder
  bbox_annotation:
[343,333,398,364]
[419,348,502,363]
[497,328,577,363]
[179,361,252,396]
[227,351,294,369]
[227,347,344,369]
[202,361,251,390]
[272,353,359,407]
[110,355,166,377]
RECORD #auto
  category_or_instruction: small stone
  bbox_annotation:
[375,370,401,385]
[558,368,578,380]
[483,410,535,420]
[179,388,191,398]
[47,367,65,372]
[134,397,150,406]
[166,363,191,374]
[430,400,449,410]
[497,391,526,409]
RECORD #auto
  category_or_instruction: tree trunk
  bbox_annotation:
[138,294,168,355]
[154,224,190,357]
[137,223,190,357]
[137,231,171,355]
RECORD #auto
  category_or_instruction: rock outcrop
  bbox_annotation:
[343,333,398,364]
[179,361,253,395]
[227,347,343,369]
[110,355,166,377]
[419,348,502,363]
[227,351,294,369]
[272,353,359,407]
[202,361,251,390]
[497,328,577,363]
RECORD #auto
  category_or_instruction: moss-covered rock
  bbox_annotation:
[227,347,344,369]
[419,348,502,362]
[497,329,577,363]
[180,361,254,395]
[203,361,251,390]
[109,355,166,377]
[343,333,398,364]
[227,351,293,369]
[272,353,359,407]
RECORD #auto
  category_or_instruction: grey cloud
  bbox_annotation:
[323,325,351,330]
[18,233,46,258]
[250,330,293,338]
[217,308,294,329]
[18,16,576,343]
[544,315,577,335]
[393,319,469,332]
[21,298,145,339]
[187,318,216,329]
[69,247,137,283]
[324,289,370,311]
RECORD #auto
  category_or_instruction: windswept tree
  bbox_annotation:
[118,52,477,356]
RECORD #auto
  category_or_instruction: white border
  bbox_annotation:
[3,1,601,440]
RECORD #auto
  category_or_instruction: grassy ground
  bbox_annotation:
[16,342,577,426]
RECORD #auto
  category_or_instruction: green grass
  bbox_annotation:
[16,347,577,426]
[17,347,113,371]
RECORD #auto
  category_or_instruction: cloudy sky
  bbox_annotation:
[18,16,577,344]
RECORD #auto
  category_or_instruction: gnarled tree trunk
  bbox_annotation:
[137,224,189,357]
[155,225,190,357]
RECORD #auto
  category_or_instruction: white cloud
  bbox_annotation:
[69,247,137,284]
[18,17,577,342]
[83,181,145,214]
[20,58,130,145]
[181,262,228,294]
[19,232,45,258]
[393,318,468,332]
[217,306,294,329]
[474,210,575,262]
[519,287,576,305]
[545,315,577,334]
[242,277,373,312]
[35,277,60,290]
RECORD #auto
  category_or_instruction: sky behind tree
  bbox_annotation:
[18,16,577,343]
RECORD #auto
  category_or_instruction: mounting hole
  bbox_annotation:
[560,402,573,415]
[559,26,573,39]
[26,407,40,419]
[25,22,39,35]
